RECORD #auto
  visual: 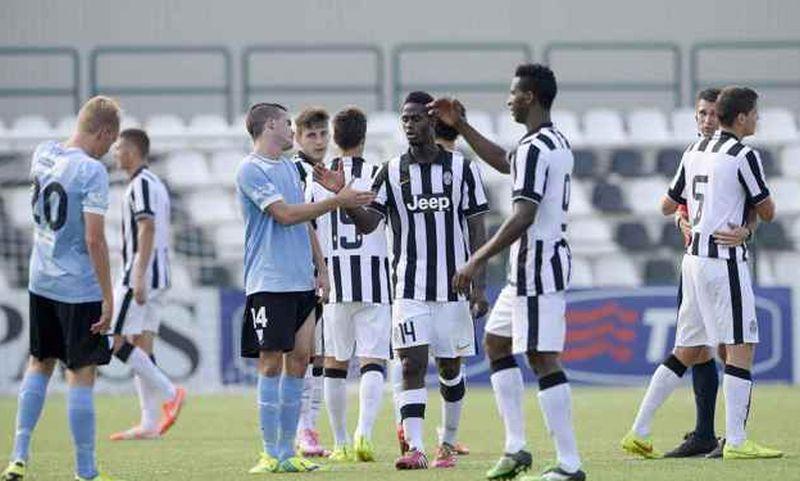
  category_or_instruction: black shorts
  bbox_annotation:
[29,292,112,369]
[241,290,317,358]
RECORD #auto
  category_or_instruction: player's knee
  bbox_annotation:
[439,365,465,402]
[483,333,512,361]
[437,359,461,381]
[324,356,348,371]
[28,356,56,376]
[527,351,561,376]
[360,362,385,377]
[258,353,283,377]
[113,339,135,362]
[400,355,425,386]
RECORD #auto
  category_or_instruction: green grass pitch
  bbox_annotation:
[1,385,797,480]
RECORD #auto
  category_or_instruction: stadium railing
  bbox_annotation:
[0,46,80,113]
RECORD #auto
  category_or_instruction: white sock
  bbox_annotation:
[323,372,349,446]
[308,369,324,430]
[723,367,753,447]
[356,368,385,439]
[389,359,403,425]
[126,346,176,400]
[400,388,427,451]
[538,374,581,473]
[297,365,314,432]
[490,361,526,453]
[134,375,160,431]
[439,371,465,446]
[632,358,686,437]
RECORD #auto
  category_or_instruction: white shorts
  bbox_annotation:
[111,284,165,336]
[675,255,758,347]
[392,299,475,358]
[323,302,392,361]
[314,304,325,356]
[485,284,566,354]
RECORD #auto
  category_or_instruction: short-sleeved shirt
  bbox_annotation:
[28,141,109,303]
[667,130,770,261]
[236,153,314,295]
[368,146,489,302]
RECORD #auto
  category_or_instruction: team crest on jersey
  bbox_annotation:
[442,171,453,186]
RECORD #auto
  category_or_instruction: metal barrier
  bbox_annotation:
[242,44,384,112]
[0,47,81,113]
[89,45,233,122]
[691,41,800,102]
[392,43,533,107]
[543,42,682,107]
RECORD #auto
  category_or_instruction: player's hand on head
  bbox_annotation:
[428,97,464,127]
[313,161,346,193]
[91,298,113,334]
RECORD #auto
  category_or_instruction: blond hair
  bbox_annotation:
[77,96,121,134]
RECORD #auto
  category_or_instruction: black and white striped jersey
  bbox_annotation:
[313,157,391,304]
[667,130,770,261]
[120,166,171,289]
[508,123,573,297]
[293,151,317,203]
[368,147,489,302]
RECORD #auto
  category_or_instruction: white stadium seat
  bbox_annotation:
[756,253,777,286]
[120,115,142,131]
[569,255,594,288]
[209,149,245,185]
[626,178,669,214]
[186,189,238,225]
[583,109,626,144]
[169,262,194,290]
[752,108,797,143]
[213,221,245,260]
[367,111,400,138]
[767,178,800,215]
[188,114,229,135]
[569,180,593,217]
[495,112,526,146]
[770,251,800,286]
[592,254,641,287]
[671,107,698,142]
[780,144,800,178]
[55,116,77,136]
[628,108,670,142]
[163,150,211,189]
[146,114,187,150]
[7,187,33,228]
[11,115,52,136]
[552,109,583,144]
[568,218,617,255]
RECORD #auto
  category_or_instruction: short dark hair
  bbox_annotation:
[119,128,150,158]
[403,91,434,107]
[294,107,330,134]
[514,63,557,110]
[246,102,287,140]
[333,107,367,150]
[716,86,759,127]
[696,87,721,103]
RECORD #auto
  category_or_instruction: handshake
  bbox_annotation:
[313,161,376,209]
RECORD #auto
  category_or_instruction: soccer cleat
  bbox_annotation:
[158,386,186,435]
[705,438,725,459]
[453,441,471,455]
[394,448,429,470]
[620,431,662,459]
[663,431,718,458]
[432,443,457,468]
[722,439,783,459]
[486,450,533,480]
[109,425,160,441]
[1,461,25,480]
[354,435,376,462]
[74,473,125,481]
[248,452,279,474]
[520,465,586,481]
[277,456,320,473]
[396,424,409,455]
[328,445,355,462]
[297,428,329,457]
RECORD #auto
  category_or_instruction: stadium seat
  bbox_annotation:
[174,225,216,259]
[569,218,616,255]
[609,149,646,177]
[572,149,599,179]
[55,116,76,136]
[163,150,211,189]
[551,109,582,144]
[213,221,245,260]
[186,189,238,226]
[7,187,33,228]
[614,221,653,251]
[11,115,52,136]
[758,149,781,177]
[209,149,245,184]
[495,112,526,146]
[627,178,668,214]
[583,109,626,145]
[644,259,678,285]
[568,180,593,217]
[768,178,800,215]
[569,255,594,288]
[188,114,230,135]
[592,254,641,287]
[628,108,670,142]
[756,221,793,251]
[780,144,800,178]
[656,147,683,177]
[752,107,797,143]
[120,115,142,131]
[591,181,628,213]
[367,111,401,138]
[145,114,188,150]
[169,262,194,289]
[670,107,697,141]
[660,221,686,251]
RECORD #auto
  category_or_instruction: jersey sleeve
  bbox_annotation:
[130,177,156,220]
[461,159,490,217]
[738,150,771,205]
[236,162,283,211]
[511,142,549,204]
[81,161,109,215]
[666,155,688,204]
[366,162,389,218]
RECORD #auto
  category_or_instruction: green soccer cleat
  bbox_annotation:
[248,452,280,474]
[328,445,355,463]
[1,461,26,481]
[723,439,783,460]
[520,464,586,481]
[486,450,533,480]
[277,456,320,473]
[620,431,662,459]
[74,473,126,481]
[354,435,376,462]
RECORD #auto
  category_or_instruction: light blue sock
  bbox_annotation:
[258,375,281,458]
[277,375,305,460]
[68,386,97,479]
[11,371,49,462]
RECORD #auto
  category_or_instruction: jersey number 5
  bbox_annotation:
[691,175,708,226]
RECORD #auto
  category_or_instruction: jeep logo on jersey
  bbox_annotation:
[405,194,451,213]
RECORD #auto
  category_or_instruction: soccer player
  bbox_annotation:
[108,128,186,441]
[236,102,373,474]
[622,86,783,460]
[431,64,586,481]
[292,107,331,458]
[315,91,490,470]
[2,96,123,481]
[312,107,392,462]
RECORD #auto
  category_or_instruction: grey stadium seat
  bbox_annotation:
[610,148,646,177]
[644,259,678,285]
[573,149,599,179]
[614,221,653,251]
[592,181,629,213]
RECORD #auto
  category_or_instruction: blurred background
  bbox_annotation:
[0,0,798,390]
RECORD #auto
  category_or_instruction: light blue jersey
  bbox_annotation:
[236,153,314,295]
[28,141,109,303]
